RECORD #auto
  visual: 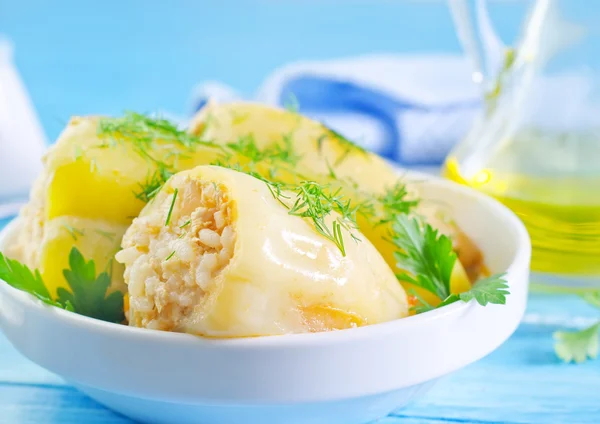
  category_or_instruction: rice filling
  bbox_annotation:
[116,178,235,331]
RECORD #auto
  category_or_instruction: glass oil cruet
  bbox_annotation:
[446,0,600,288]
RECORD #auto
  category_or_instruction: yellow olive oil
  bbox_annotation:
[444,157,600,279]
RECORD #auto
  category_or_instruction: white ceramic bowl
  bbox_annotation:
[0,174,531,424]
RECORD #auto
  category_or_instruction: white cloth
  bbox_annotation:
[190,54,483,167]
[0,38,47,202]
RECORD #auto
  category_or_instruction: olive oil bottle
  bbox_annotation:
[444,148,600,287]
[448,0,600,287]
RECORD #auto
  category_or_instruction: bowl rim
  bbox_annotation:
[0,170,531,349]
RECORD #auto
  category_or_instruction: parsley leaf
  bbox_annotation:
[582,291,600,309]
[554,322,600,364]
[1,248,124,322]
[0,252,61,307]
[392,215,509,312]
[553,291,600,364]
[392,215,457,300]
[459,274,510,306]
[56,248,125,323]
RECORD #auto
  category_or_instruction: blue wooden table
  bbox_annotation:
[1,216,599,424]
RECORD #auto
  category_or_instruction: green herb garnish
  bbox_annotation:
[287,182,360,256]
[583,291,600,309]
[98,111,212,151]
[0,252,61,307]
[392,215,457,300]
[391,215,509,311]
[62,225,85,241]
[353,181,418,227]
[213,160,358,256]
[98,112,218,203]
[56,248,124,323]
[224,134,268,163]
[211,160,289,207]
[554,291,600,363]
[165,188,178,226]
[220,133,300,169]
[135,165,174,203]
[180,220,191,229]
[0,248,124,323]
[94,229,117,241]
[408,289,436,314]
[165,251,176,261]
[378,182,419,224]
[457,275,510,306]
[554,322,599,364]
[269,133,301,166]
[284,92,300,114]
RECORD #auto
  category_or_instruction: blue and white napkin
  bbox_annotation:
[189,54,482,168]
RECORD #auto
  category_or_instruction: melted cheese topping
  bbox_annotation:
[117,166,408,337]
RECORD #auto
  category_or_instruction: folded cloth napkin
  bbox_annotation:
[0,38,47,205]
[190,54,482,168]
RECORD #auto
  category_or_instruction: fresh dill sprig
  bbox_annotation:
[284,92,300,114]
[98,111,213,151]
[224,134,269,163]
[377,182,419,225]
[97,112,218,203]
[134,165,174,203]
[347,180,417,227]
[74,145,83,161]
[94,229,116,241]
[62,225,85,241]
[165,250,176,261]
[99,112,304,204]
[220,133,301,169]
[213,161,359,256]
[268,133,302,166]
[316,125,368,166]
[165,188,178,226]
[230,110,250,125]
[287,182,360,256]
[179,220,191,229]
[328,127,368,155]
[212,160,290,208]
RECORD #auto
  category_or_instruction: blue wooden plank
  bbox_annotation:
[397,321,600,424]
[1,318,599,424]
[380,418,505,424]
[0,385,132,424]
